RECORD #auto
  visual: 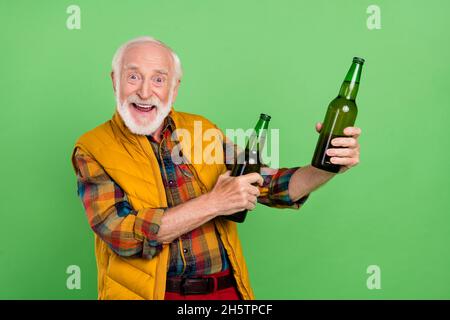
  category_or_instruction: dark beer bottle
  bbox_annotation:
[311,57,365,173]
[226,113,271,223]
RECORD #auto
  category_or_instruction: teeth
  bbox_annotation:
[135,103,153,109]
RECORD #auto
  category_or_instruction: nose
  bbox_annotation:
[137,79,153,100]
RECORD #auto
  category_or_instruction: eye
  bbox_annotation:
[152,75,166,85]
[128,73,140,82]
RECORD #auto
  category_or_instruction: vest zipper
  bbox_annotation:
[178,238,187,275]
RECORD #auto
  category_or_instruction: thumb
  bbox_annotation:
[222,170,231,177]
[242,172,264,187]
[216,170,231,185]
[315,122,323,133]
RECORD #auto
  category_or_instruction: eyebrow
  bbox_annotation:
[124,64,169,75]
[154,69,169,75]
[124,63,139,70]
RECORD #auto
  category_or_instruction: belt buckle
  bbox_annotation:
[180,277,215,295]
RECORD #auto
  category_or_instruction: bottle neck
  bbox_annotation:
[247,118,270,152]
[338,62,363,100]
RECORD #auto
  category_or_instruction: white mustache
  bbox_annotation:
[127,95,161,107]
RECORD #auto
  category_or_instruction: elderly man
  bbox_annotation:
[71,36,361,300]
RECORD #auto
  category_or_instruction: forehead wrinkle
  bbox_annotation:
[122,43,174,75]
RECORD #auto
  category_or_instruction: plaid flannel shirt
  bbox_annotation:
[73,116,308,276]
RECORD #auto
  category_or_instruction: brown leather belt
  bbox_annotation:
[166,273,236,295]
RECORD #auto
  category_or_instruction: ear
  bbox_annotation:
[110,72,116,93]
[171,79,181,103]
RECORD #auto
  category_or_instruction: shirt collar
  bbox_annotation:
[146,115,176,143]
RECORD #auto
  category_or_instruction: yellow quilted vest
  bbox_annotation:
[71,108,255,300]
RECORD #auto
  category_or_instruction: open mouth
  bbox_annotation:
[131,103,157,113]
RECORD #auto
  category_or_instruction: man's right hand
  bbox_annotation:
[155,171,263,244]
[207,171,263,217]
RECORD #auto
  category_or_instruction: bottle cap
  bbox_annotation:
[260,113,271,121]
[353,57,365,65]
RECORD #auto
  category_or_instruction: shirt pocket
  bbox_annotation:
[177,163,194,179]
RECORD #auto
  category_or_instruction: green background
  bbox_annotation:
[1,0,449,299]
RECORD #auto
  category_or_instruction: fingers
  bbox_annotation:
[234,195,257,212]
[343,126,362,138]
[241,172,264,186]
[248,185,261,197]
[331,137,359,148]
[326,148,358,157]
[315,122,323,133]
[246,195,257,210]
[330,157,359,166]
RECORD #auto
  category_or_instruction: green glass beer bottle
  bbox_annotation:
[226,113,271,223]
[311,57,365,173]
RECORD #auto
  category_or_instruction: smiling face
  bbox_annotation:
[113,42,180,135]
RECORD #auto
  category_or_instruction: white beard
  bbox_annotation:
[116,89,173,136]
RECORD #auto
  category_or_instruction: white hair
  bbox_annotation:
[111,36,183,85]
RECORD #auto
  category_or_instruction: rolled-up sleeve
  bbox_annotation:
[73,147,165,259]
[221,134,309,209]
[258,166,309,209]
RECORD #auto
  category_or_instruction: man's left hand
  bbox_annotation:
[315,122,361,174]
